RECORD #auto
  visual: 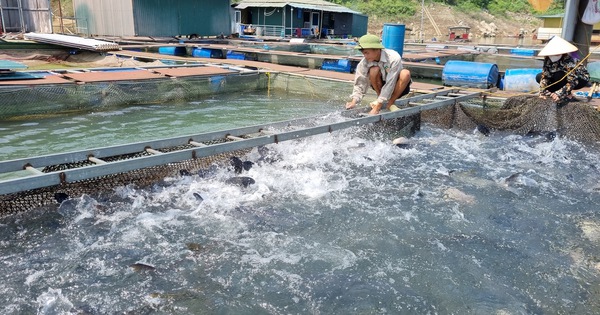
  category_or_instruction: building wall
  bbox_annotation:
[542,17,562,28]
[263,8,284,27]
[238,5,367,38]
[73,0,135,36]
[351,14,368,37]
[0,0,52,33]
[133,0,230,37]
[74,0,230,37]
[334,13,353,36]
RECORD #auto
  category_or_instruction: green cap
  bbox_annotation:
[356,34,384,50]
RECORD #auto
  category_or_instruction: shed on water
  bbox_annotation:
[72,0,230,38]
[234,0,367,38]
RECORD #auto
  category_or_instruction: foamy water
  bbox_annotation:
[1,92,600,314]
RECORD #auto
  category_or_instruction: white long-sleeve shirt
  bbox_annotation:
[350,48,404,104]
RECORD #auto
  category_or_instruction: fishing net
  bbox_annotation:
[422,94,600,142]
[0,140,251,217]
[269,72,350,101]
[0,73,266,119]
[3,73,600,217]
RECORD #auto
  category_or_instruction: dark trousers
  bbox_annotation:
[536,71,587,92]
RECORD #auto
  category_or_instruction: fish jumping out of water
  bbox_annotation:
[54,192,70,204]
[226,176,256,188]
[197,164,219,178]
[129,262,156,272]
[392,136,413,149]
[193,192,203,202]
[525,130,557,142]
[256,145,281,165]
[179,169,192,176]
[476,124,491,136]
[443,187,476,204]
[503,172,539,188]
[230,156,254,174]
[186,242,203,252]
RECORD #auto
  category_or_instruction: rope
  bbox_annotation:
[264,8,277,17]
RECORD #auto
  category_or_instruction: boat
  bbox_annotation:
[448,26,471,42]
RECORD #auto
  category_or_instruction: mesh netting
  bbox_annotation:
[0,73,267,119]
[0,72,349,217]
[270,73,350,102]
[3,74,600,217]
[0,140,251,217]
[422,94,600,143]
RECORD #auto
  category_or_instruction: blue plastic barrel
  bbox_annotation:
[381,23,405,56]
[158,46,186,56]
[192,48,224,59]
[509,48,535,56]
[227,51,246,60]
[321,59,352,73]
[442,60,499,88]
[587,61,600,82]
[503,68,541,92]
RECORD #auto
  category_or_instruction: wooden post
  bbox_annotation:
[58,0,64,34]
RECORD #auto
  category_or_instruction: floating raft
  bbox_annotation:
[0,89,482,197]
[24,33,121,52]
[0,60,40,81]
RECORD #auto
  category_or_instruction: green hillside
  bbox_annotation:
[331,0,563,20]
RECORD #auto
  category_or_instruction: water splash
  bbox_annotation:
[2,122,600,313]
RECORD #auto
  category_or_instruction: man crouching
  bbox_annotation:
[345,34,412,115]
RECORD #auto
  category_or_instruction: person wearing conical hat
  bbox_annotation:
[536,36,590,104]
[346,34,412,115]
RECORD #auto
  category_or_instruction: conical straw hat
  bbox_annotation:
[538,36,578,56]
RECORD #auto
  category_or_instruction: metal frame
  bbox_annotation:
[0,89,481,195]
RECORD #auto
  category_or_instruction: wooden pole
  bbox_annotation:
[58,0,64,34]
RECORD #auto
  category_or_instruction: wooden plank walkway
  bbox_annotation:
[110,50,445,91]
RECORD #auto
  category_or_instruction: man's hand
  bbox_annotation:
[345,99,357,110]
[369,100,383,115]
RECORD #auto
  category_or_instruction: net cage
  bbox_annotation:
[2,72,600,217]
[0,72,268,119]
[0,141,251,217]
[0,72,354,216]
[422,94,600,143]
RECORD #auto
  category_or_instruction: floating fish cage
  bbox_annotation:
[0,66,264,119]
[3,64,600,217]
[1,87,491,216]
[0,66,365,120]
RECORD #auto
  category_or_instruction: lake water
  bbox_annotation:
[1,84,600,314]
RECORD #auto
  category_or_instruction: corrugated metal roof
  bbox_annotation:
[24,33,121,51]
[235,0,360,14]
